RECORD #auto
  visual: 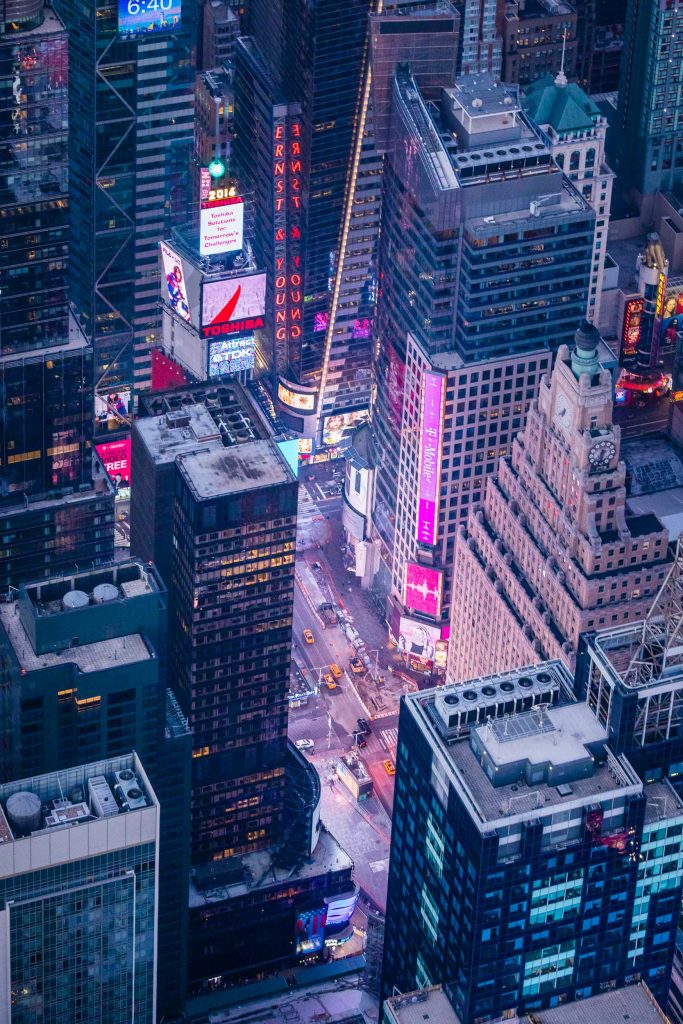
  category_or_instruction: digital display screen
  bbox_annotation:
[404,562,443,619]
[118,0,181,34]
[201,273,266,334]
[208,336,255,377]
[278,384,316,411]
[417,371,446,547]
[200,193,244,257]
[95,391,131,429]
[160,242,193,325]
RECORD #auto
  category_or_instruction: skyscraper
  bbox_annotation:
[367,71,594,658]
[501,1,577,86]
[130,383,296,862]
[0,753,159,1023]
[448,323,672,684]
[383,664,683,1020]
[53,0,196,411]
[457,0,503,76]
[612,0,683,203]
[0,1,115,593]
[522,72,614,325]
[0,559,192,1019]
[234,0,376,441]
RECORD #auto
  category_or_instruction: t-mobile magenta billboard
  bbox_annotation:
[416,371,445,546]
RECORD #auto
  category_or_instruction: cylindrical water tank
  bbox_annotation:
[62,590,89,611]
[93,583,119,604]
[6,791,42,835]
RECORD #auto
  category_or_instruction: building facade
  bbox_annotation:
[448,323,672,684]
[612,0,683,202]
[522,73,614,325]
[53,0,196,409]
[501,0,577,87]
[368,70,595,655]
[382,665,683,1021]
[0,753,159,1023]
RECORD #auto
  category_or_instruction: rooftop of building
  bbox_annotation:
[447,73,521,119]
[346,423,377,471]
[384,986,460,1024]
[6,4,66,37]
[0,753,157,875]
[0,601,153,673]
[0,562,162,673]
[517,982,669,1024]
[409,664,646,829]
[622,435,683,540]
[188,825,353,906]
[178,438,294,500]
[523,74,602,134]
[507,0,574,17]
[585,609,683,696]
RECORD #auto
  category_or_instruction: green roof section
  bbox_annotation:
[522,74,601,135]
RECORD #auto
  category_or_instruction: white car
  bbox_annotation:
[295,738,315,752]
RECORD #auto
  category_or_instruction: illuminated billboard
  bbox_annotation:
[160,242,194,325]
[200,190,243,257]
[118,0,181,34]
[295,908,327,956]
[322,409,367,447]
[201,273,266,337]
[403,562,443,619]
[396,616,440,665]
[416,371,446,547]
[95,390,131,429]
[621,297,643,360]
[95,438,131,496]
[278,384,315,412]
[208,336,255,377]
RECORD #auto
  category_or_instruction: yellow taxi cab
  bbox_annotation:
[383,759,396,776]
[303,629,315,644]
[323,673,336,690]
[330,663,342,679]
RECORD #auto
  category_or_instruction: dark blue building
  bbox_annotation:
[383,663,683,1021]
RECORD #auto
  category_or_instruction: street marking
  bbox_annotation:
[380,728,398,753]
[369,859,388,873]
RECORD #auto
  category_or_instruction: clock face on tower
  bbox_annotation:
[554,393,571,431]
[588,439,616,469]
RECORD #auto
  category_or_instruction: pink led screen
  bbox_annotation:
[404,561,443,618]
[416,371,445,546]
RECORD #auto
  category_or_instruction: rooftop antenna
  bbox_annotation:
[555,28,568,87]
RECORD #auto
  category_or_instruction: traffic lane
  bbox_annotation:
[365,756,395,817]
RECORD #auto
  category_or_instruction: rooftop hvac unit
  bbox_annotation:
[114,769,147,810]
[44,802,90,828]
[88,775,119,817]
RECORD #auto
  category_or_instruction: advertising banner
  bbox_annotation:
[118,0,181,34]
[396,616,441,664]
[417,371,446,547]
[403,562,443,618]
[208,336,255,376]
[278,383,316,412]
[199,191,244,256]
[201,273,266,337]
[95,390,131,429]
[160,242,194,325]
[95,438,131,495]
[322,409,368,447]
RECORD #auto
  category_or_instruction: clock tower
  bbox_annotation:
[449,321,672,683]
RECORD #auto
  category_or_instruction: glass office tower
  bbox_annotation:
[53,0,196,414]
[612,0,683,200]
[383,666,683,1022]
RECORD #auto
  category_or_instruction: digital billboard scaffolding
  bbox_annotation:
[118,0,181,35]
[416,370,446,547]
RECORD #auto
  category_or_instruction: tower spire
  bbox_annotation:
[555,28,568,87]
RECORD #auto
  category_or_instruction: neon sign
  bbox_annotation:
[271,115,304,374]
[621,298,643,359]
[416,372,446,547]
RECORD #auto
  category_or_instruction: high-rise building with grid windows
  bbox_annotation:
[0,753,159,1024]
[382,664,683,1022]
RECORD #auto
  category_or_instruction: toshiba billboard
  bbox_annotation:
[201,273,266,338]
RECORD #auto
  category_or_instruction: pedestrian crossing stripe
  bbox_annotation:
[381,728,398,753]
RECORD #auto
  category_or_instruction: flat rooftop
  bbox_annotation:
[518,982,669,1024]
[189,826,353,906]
[0,753,157,875]
[0,602,152,673]
[134,404,222,465]
[385,986,461,1024]
[178,438,294,499]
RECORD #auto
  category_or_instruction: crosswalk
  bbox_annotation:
[380,727,398,754]
[297,488,323,529]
